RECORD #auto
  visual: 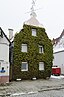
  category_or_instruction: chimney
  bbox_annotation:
[8,29,13,40]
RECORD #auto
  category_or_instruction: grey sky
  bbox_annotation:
[0,0,64,39]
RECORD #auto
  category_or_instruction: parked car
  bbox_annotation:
[52,66,61,76]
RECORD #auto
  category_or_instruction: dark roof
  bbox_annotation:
[0,27,10,43]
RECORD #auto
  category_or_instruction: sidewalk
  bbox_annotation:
[0,76,64,96]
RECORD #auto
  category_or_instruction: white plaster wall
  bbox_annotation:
[0,34,9,62]
[0,34,9,76]
[0,35,9,44]
[0,44,9,62]
[53,51,64,74]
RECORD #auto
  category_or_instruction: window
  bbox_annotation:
[32,29,36,36]
[39,45,44,53]
[21,62,28,71]
[39,62,44,70]
[21,44,27,52]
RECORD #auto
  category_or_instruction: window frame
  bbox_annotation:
[39,45,44,53]
[32,29,36,36]
[39,62,44,71]
[21,62,28,71]
[21,44,27,52]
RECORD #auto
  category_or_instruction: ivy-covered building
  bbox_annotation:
[13,1,53,80]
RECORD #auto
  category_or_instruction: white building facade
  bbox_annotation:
[0,27,10,83]
[53,30,64,74]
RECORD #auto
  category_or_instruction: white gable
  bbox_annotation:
[0,34,9,45]
[53,32,64,74]
[53,35,64,51]
[0,33,9,62]
[24,17,43,28]
[24,0,43,28]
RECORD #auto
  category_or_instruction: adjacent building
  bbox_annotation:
[53,29,64,74]
[0,27,10,83]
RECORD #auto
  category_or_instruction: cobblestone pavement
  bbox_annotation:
[0,78,64,97]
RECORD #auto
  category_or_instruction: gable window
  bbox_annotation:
[21,62,28,71]
[39,45,44,53]
[21,44,27,52]
[32,29,36,36]
[39,62,44,70]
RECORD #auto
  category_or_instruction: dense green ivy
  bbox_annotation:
[13,24,53,80]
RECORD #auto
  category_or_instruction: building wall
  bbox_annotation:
[0,76,9,83]
[13,24,53,80]
[53,30,64,75]
[0,34,9,83]
[0,44,9,62]
[53,51,64,74]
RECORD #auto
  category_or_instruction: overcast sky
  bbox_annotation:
[0,0,64,39]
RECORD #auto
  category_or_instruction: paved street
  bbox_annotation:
[0,76,64,97]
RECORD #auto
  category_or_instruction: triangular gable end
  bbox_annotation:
[0,27,10,43]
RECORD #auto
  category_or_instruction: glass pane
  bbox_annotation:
[39,45,43,53]
[21,62,28,71]
[22,63,26,69]
[21,44,27,52]
[39,62,44,70]
[39,47,42,53]
[32,29,36,36]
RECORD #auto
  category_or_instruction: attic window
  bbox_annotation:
[32,29,36,36]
